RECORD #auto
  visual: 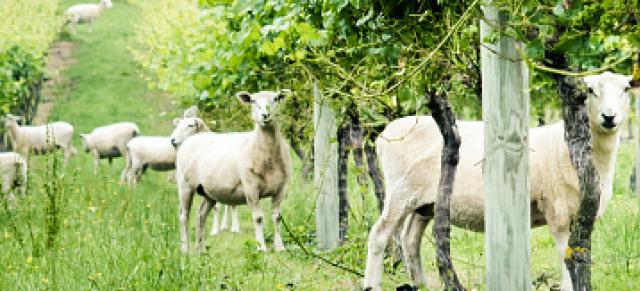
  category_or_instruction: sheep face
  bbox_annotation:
[101,0,113,8]
[80,134,92,152]
[170,117,206,148]
[3,115,20,129]
[237,89,291,127]
[584,72,632,133]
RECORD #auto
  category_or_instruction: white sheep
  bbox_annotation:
[123,117,209,185]
[0,152,27,201]
[174,90,291,253]
[170,116,240,235]
[363,72,631,291]
[64,0,113,34]
[3,114,76,164]
[80,122,139,179]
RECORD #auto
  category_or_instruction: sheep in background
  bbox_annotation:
[3,114,76,164]
[174,90,291,253]
[0,152,27,201]
[65,0,113,33]
[123,117,209,186]
[80,122,139,179]
[363,72,632,291]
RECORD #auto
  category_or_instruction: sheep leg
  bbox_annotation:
[92,150,100,174]
[231,206,240,233]
[271,192,285,251]
[221,205,230,231]
[128,157,143,186]
[245,185,267,251]
[119,148,129,183]
[401,212,431,288]
[196,197,214,252]
[178,183,194,253]
[210,203,221,236]
[364,199,409,291]
[550,230,572,291]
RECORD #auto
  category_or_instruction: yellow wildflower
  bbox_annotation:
[26,256,33,264]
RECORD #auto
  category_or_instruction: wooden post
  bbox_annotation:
[481,5,531,291]
[314,81,340,250]
[633,53,640,196]
[635,90,640,196]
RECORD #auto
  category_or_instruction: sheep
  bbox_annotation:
[363,72,632,291]
[3,114,76,164]
[123,117,209,185]
[174,90,291,253]
[64,0,113,34]
[80,122,139,179]
[0,152,27,201]
[169,116,240,235]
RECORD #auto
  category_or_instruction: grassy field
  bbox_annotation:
[0,1,639,290]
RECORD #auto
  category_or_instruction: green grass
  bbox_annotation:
[1,0,639,290]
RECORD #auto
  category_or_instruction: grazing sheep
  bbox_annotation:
[363,72,631,291]
[0,152,27,200]
[64,0,113,34]
[123,117,209,185]
[174,90,291,253]
[80,122,139,178]
[3,114,76,164]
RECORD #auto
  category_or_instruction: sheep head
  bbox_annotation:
[237,89,291,127]
[80,134,92,152]
[3,114,21,129]
[101,0,113,9]
[583,72,632,133]
[170,117,209,148]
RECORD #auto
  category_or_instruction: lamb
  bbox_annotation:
[3,114,76,164]
[0,152,27,201]
[64,0,113,33]
[80,122,139,179]
[174,90,291,253]
[123,117,209,185]
[170,116,240,235]
[363,72,631,291]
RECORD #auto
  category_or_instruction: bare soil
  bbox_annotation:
[34,41,76,124]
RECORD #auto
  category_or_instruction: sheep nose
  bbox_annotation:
[601,113,616,128]
[601,113,615,122]
[262,113,270,119]
[170,138,178,148]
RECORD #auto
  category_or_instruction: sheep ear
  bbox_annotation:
[627,75,639,88]
[183,105,198,118]
[582,75,598,89]
[236,92,252,103]
[173,118,181,126]
[275,89,291,102]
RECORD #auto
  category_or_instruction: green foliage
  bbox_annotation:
[0,0,63,120]
[0,46,46,115]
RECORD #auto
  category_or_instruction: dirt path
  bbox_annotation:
[33,41,76,124]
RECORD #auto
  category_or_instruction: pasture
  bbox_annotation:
[0,1,639,290]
